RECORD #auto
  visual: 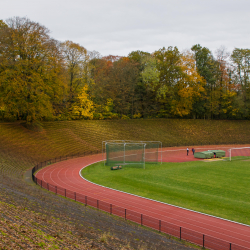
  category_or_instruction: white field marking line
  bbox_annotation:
[38,160,93,192]
[161,147,233,153]
[53,162,75,188]
[36,159,250,244]
[231,147,250,150]
[38,163,60,183]
[78,163,250,243]
[79,160,250,230]
[55,165,85,191]
[36,157,250,240]
[36,161,80,190]
[39,158,225,229]
[37,156,224,213]
[45,168,250,247]
[63,166,92,191]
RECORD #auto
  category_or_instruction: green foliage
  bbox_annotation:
[141,55,160,93]
[61,40,94,105]
[0,16,250,121]
[0,17,67,123]
[231,48,250,118]
[154,46,182,99]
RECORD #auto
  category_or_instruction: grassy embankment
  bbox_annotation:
[0,119,250,249]
[1,118,250,178]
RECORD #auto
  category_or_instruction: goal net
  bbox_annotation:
[103,140,162,169]
[227,147,250,161]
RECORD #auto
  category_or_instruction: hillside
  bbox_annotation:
[1,119,250,178]
[0,118,250,249]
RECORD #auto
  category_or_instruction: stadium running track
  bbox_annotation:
[36,145,250,249]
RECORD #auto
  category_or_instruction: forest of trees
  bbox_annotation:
[0,17,250,124]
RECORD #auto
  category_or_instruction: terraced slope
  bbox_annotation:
[1,119,250,178]
[0,119,249,249]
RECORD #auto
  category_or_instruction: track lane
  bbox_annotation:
[36,147,250,249]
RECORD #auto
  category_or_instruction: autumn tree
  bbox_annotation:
[60,41,93,103]
[0,17,67,123]
[191,44,219,119]
[231,48,250,118]
[127,51,155,118]
[110,57,140,117]
[213,47,240,119]
[89,55,141,118]
[154,46,182,98]
[88,57,113,118]
[172,51,206,117]
[141,55,160,95]
[71,85,94,119]
[152,46,183,116]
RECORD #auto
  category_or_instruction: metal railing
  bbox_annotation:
[31,151,249,250]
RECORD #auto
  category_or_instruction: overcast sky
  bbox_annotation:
[1,0,249,57]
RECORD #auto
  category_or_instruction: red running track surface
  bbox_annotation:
[36,146,250,249]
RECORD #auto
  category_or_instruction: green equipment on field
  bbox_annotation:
[194,150,226,159]
[194,151,214,159]
[211,150,226,158]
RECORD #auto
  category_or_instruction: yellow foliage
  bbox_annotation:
[171,51,206,117]
[133,113,142,119]
[72,85,94,119]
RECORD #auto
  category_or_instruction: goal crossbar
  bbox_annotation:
[102,140,162,169]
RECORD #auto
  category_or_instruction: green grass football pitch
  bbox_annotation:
[81,159,250,225]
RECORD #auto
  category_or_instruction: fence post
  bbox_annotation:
[203,235,205,248]
[180,227,181,240]
[110,204,112,214]
[230,243,231,250]
[125,209,126,220]
[141,214,143,226]
[85,196,87,206]
[159,220,161,233]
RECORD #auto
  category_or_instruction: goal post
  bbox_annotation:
[227,147,250,161]
[102,140,162,169]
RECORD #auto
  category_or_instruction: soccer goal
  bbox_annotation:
[102,140,162,169]
[227,147,250,161]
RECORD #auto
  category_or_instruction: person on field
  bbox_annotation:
[192,148,195,155]
[187,148,189,156]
